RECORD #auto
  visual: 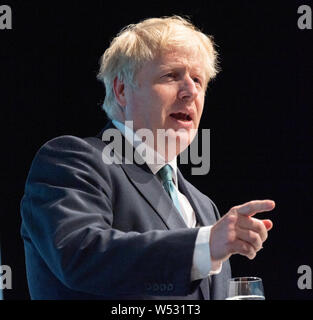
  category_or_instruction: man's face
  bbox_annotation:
[123,46,207,160]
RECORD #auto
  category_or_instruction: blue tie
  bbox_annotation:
[158,165,182,216]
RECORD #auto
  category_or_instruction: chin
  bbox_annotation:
[171,129,195,155]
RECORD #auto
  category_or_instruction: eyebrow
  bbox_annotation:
[159,64,205,81]
[159,63,204,74]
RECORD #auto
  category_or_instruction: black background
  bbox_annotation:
[0,0,312,300]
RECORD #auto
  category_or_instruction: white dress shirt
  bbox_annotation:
[111,120,222,280]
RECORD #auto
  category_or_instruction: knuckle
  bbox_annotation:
[226,213,238,225]
[244,243,254,256]
[259,228,268,242]
[226,230,236,245]
[243,243,251,254]
[252,219,267,241]
[259,229,267,243]
[249,231,263,250]
[247,248,256,259]
[255,220,264,233]
[229,206,239,215]
[249,230,258,243]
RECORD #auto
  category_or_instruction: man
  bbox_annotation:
[20,16,275,300]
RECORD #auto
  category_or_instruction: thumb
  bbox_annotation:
[262,219,273,231]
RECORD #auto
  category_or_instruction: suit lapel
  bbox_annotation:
[99,122,187,230]
[120,159,188,230]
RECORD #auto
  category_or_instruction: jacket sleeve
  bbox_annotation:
[21,135,201,297]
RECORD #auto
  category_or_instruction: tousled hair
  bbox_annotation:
[97,15,219,121]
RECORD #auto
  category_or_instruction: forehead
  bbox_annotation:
[159,47,205,68]
[142,46,207,76]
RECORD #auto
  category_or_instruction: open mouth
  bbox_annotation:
[170,112,192,122]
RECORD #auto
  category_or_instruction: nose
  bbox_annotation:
[177,75,199,101]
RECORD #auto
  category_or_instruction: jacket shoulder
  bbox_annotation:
[36,135,104,154]
[25,135,108,186]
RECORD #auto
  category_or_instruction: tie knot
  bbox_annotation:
[158,164,173,183]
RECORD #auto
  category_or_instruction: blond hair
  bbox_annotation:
[97,15,219,121]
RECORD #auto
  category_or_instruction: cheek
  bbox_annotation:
[136,91,167,128]
[153,84,177,103]
[149,87,174,116]
[196,95,205,118]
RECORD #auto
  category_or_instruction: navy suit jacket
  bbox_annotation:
[20,122,231,300]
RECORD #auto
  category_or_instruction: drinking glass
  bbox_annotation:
[226,277,265,300]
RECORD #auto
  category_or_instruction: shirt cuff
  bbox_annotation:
[191,226,223,281]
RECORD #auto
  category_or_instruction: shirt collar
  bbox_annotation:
[112,119,178,185]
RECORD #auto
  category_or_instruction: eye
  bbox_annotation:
[193,77,202,86]
[164,72,175,78]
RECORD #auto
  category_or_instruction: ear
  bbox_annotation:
[113,76,127,107]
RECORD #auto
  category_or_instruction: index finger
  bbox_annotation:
[235,200,275,216]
